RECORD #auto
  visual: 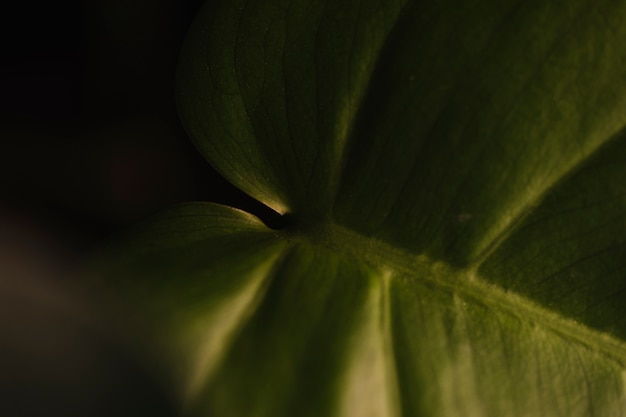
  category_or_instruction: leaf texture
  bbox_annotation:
[92,0,626,415]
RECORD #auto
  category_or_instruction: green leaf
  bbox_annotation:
[91,0,626,415]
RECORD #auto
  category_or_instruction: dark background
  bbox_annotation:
[0,1,269,415]
[0,0,272,252]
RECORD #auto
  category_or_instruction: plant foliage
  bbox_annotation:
[92,0,626,415]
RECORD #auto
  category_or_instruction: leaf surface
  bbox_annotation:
[95,0,626,415]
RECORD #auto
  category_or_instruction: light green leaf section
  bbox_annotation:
[93,0,626,416]
[96,204,626,416]
[195,242,397,417]
[391,275,626,416]
[92,204,399,417]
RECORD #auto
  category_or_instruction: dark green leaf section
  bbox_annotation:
[177,0,406,218]
[179,0,626,265]
[479,130,626,340]
[334,0,626,266]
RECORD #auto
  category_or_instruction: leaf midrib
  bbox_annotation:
[283,221,626,366]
